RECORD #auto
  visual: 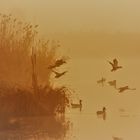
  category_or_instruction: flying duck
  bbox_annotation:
[97,77,106,87]
[108,58,122,72]
[52,70,67,78]
[118,86,136,93]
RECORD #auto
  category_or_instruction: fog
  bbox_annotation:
[0,0,140,33]
[0,1,140,139]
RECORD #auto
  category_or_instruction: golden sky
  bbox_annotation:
[0,0,139,105]
[1,1,140,139]
[0,0,140,33]
[0,0,139,103]
[0,0,140,59]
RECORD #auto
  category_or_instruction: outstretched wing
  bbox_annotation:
[108,80,116,87]
[113,58,118,67]
[97,77,106,84]
[108,61,114,67]
[118,86,128,93]
[55,71,68,78]
[129,88,136,90]
[48,59,66,69]
[61,71,68,75]
[55,59,66,67]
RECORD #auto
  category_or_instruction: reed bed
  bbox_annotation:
[0,14,71,118]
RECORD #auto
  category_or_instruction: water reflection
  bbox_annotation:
[0,115,70,140]
[1,109,140,140]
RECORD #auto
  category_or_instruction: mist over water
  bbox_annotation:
[62,58,140,140]
[0,0,140,140]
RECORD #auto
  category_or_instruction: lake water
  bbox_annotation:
[1,110,140,140]
[66,108,140,140]
[1,58,140,140]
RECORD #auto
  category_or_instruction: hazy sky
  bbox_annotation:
[0,0,140,59]
[1,1,140,139]
[0,0,140,33]
[0,0,139,103]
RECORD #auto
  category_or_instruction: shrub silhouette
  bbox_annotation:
[0,14,71,117]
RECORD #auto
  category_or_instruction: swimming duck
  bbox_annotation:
[71,100,82,111]
[96,107,106,120]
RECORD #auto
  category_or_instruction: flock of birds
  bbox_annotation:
[97,58,136,93]
[48,58,83,110]
[48,58,136,140]
[96,58,136,119]
[96,58,136,140]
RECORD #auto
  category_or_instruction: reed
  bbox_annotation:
[0,14,71,117]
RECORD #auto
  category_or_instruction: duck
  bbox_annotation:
[48,59,66,69]
[52,70,68,78]
[96,107,106,120]
[108,80,117,89]
[97,77,106,87]
[108,58,122,72]
[118,86,136,93]
[71,100,82,110]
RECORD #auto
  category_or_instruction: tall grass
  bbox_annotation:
[0,13,58,87]
[0,14,71,117]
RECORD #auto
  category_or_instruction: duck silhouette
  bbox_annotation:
[108,58,122,72]
[71,100,82,111]
[96,107,106,120]
[108,80,117,89]
[52,70,67,78]
[97,77,106,87]
[48,59,66,69]
[118,86,136,93]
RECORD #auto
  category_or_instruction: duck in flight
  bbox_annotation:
[118,86,136,93]
[97,77,106,87]
[48,59,66,69]
[108,80,117,89]
[52,70,67,78]
[108,58,122,72]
